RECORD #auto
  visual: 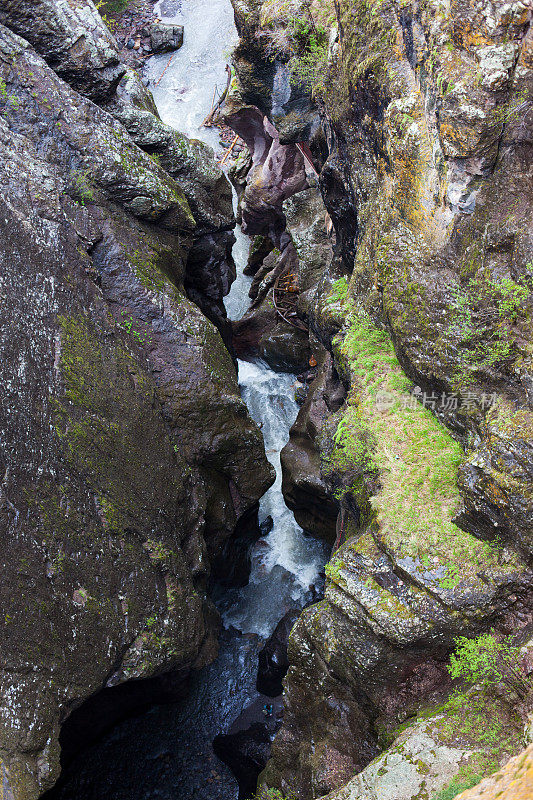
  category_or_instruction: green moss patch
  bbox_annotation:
[425,686,523,799]
[322,290,521,591]
[53,313,183,534]
[446,274,531,385]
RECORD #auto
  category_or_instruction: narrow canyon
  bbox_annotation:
[0,1,531,800]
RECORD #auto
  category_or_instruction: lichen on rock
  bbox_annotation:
[0,10,274,800]
[230,0,533,797]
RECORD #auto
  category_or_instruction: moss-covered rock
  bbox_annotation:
[451,741,533,800]
[0,19,273,800]
[236,0,533,796]
[0,0,125,101]
[320,683,524,800]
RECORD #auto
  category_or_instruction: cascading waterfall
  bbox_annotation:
[221,361,328,638]
[46,2,327,799]
[148,0,327,639]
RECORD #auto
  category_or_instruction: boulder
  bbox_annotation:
[0,0,125,101]
[150,22,184,54]
[259,323,311,374]
[321,720,486,800]
[318,681,528,800]
[256,610,301,697]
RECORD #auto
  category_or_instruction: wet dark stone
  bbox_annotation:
[295,384,308,405]
[213,697,283,799]
[259,323,311,374]
[211,504,263,589]
[150,22,184,54]
[256,609,300,697]
[43,629,264,800]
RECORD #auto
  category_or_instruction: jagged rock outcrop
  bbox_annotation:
[223,15,317,368]
[228,0,533,797]
[281,354,341,542]
[230,185,333,370]
[213,697,283,799]
[0,0,238,350]
[320,681,527,800]
[256,609,301,697]
[0,0,126,101]
[0,15,274,800]
[106,80,238,349]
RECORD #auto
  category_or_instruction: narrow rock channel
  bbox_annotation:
[42,2,327,799]
[1,0,531,798]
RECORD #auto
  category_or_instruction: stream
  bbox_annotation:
[46,2,327,798]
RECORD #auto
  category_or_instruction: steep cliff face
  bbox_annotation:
[0,0,239,350]
[0,7,274,799]
[225,0,533,797]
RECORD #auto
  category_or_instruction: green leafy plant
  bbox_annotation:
[448,632,533,701]
[325,558,344,581]
[324,276,349,305]
[95,0,128,31]
[67,168,96,206]
[449,274,531,379]
[260,1,330,96]
[117,311,152,346]
[287,10,329,95]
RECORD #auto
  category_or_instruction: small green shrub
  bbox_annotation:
[261,1,330,96]
[448,632,533,701]
[325,277,349,306]
[96,0,128,14]
[449,274,531,379]
[287,13,329,95]
[67,168,96,206]
[95,0,128,31]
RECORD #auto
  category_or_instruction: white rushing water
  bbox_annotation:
[146,0,327,639]
[223,197,253,321]
[147,0,254,319]
[224,361,328,637]
[147,0,237,149]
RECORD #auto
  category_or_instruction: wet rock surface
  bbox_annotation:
[213,696,283,800]
[228,0,533,797]
[0,10,273,798]
[150,22,184,54]
[43,630,264,800]
[0,0,126,101]
[281,356,341,543]
[256,610,301,697]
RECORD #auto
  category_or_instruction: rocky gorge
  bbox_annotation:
[0,0,532,800]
